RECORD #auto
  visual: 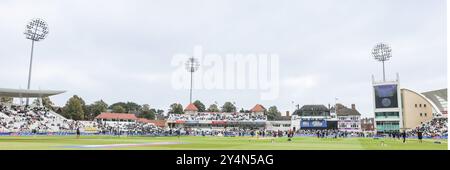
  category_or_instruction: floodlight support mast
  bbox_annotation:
[24,18,48,106]
[189,65,193,104]
[186,56,198,104]
[382,60,385,82]
[26,25,38,106]
[334,97,338,119]
[26,39,35,106]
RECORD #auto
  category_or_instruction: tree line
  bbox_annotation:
[1,96,284,121]
[36,95,164,121]
[168,100,282,120]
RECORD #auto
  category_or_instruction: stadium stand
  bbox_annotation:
[168,112,267,121]
[0,105,71,132]
[0,105,161,135]
[408,118,447,138]
[1,102,447,138]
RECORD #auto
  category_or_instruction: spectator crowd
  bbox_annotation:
[168,112,267,121]
[408,118,447,138]
[1,105,160,135]
[2,104,448,139]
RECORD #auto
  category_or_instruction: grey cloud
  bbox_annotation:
[0,0,446,117]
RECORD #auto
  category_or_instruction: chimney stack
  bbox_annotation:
[351,104,356,110]
[286,111,290,117]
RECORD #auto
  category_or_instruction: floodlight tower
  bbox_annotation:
[372,43,392,82]
[24,18,49,105]
[185,57,200,104]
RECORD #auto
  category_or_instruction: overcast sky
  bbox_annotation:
[0,0,446,117]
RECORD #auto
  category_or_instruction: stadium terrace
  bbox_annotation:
[0,86,447,143]
[167,104,267,131]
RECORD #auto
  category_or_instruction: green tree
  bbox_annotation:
[142,104,150,112]
[42,97,54,109]
[66,95,88,118]
[139,108,156,120]
[126,101,141,113]
[32,97,53,107]
[32,98,41,106]
[112,105,126,113]
[109,101,141,113]
[169,103,183,114]
[193,100,206,112]
[85,104,92,118]
[87,100,108,120]
[71,95,86,119]
[109,102,126,111]
[62,95,85,120]
[207,104,220,112]
[109,102,125,108]
[267,106,281,120]
[156,109,164,115]
[0,96,13,104]
[155,109,164,120]
[73,95,87,114]
[221,102,236,112]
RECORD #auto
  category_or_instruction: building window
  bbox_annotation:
[420,113,422,117]
[424,113,427,117]
[415,104,417,107]
[419,104,422,107]
[424,104,426,107]
[375,112,399,118]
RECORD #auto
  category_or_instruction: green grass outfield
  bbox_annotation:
[0,135,447,150]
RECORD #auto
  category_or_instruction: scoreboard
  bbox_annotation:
[374,84,399,109]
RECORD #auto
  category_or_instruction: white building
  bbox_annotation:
[266,120,291,131]
[250,104,266,116]
[333,103,361,132]
[184,103,199,115]
[290,105,336,130]
[372,75,403,133]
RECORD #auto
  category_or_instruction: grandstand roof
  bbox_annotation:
[299,105,329,111]
[273,116,292,120]
[136,118,165,127]
[95,112,137,120]
[145,119,166,127]
[0,88,65,98]
[136,118,166,126]
[184,103,198,111]
[293,105,330,116]
[250,104,266,113]
[137,118,152,123]
[334,104,361,116]
[421,88,447,114]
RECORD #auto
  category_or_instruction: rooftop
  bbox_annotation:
[250,104,266,113]
[421,88,447,114]
[293,105,330,116]
[95,112,137,120]
[0,88,65,98]
[333,103,361,116]
[184,103,198,112]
